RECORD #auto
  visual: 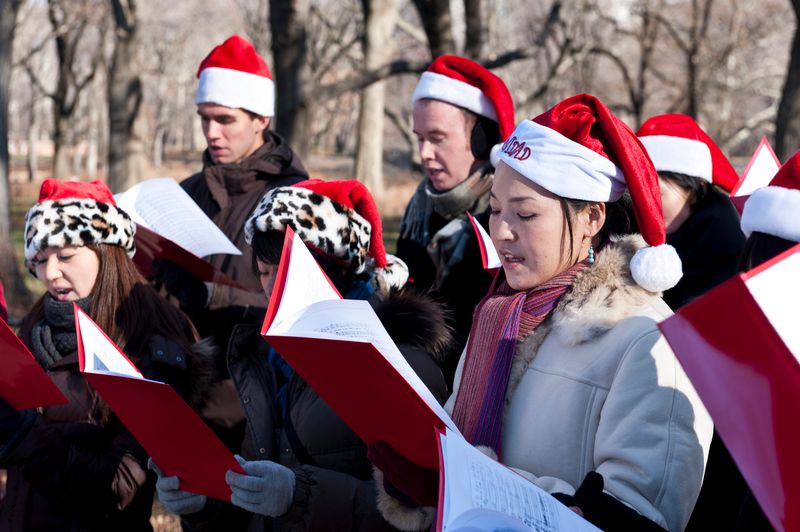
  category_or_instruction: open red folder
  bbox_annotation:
[73,305,243,500]
[467,212,501,272]
[658,243,800,532]
[0,319,67,410]
[262,228,459,470]
[729,137,781,214]
[134,225,243,288]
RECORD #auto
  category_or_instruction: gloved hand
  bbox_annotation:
[148,458,208,515]
[553,471,667,531]
[367,441,438,507]
[152,259,211,310]
[225,455,295,517]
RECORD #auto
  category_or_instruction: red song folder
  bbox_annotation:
[74,305,243,500]
[262,227,459,470]
[467,212,501,272]
[134,225,243,288]
[0,319,67,410]
[658,243,800,532]
[729,137,781,214]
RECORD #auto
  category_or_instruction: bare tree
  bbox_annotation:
[107,0,146,192]
[463,0,486,59]
[0,0,33,316]
[269,0,312,156]
[20,0,105,180]
[411,0,455,57]
[776,0,800,159]
[354,0,400,197]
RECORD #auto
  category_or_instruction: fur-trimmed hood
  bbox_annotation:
[552,234,669,346]
[371,288,453,364]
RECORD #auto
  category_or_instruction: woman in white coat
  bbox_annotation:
[371,94,712,532]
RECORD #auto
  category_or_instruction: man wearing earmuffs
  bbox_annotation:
[396,55,515,388]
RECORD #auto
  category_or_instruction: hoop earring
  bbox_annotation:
[587,245,595,265]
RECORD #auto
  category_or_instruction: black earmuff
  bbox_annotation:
[470,117,501,161]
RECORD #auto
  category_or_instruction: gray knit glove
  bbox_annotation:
[225,455,295,517]
[148,458,207,515]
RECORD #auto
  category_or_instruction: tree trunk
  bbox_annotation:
[355,0,400,199]
[27,100,38,183]
[269,0,312,158]
[412,0,455,58]
[107,0,145,192]
[463,0,485,59]
[776,0,800,160]
[0,0,34,317]
[52,109,71,179]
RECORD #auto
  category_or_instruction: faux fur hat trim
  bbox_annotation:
[244,186,372,273]
[373,468,436,531]
[24,198,136,260]
[551,234,664,346]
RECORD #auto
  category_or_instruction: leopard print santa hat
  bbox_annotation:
[245,179,408,288]
[24,179,136,260]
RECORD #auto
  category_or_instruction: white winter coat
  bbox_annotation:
[444,235,712,531]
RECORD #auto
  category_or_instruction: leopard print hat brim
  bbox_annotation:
[24,198,136,260]
[244,186,372,273]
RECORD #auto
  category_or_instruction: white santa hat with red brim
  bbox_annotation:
[412,54,515,166]
[741,150,800,242]
[496,93,683,293]
[196,35,274,117]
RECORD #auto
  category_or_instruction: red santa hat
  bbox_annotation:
[24,179,136,260]
[196,35,274,117]
[412,55,515,145]
[637,113,739,192]
[245,179,408,287]
[741,151,800,242]
[497,93,682,293]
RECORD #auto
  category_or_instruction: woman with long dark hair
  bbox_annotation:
[0,179,211,531]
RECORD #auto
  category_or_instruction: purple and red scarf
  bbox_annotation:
[451,261,588,456]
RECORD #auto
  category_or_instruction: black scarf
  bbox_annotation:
[30,295,92,369]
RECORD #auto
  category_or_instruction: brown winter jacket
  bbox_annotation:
[0,336,215,532]
[181,288,453,532]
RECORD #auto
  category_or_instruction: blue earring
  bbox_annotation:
[587,245,595,265]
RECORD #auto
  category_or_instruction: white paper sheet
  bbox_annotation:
[76,308,143,378]
[439,429,601,532]
[115,178,241,258]
[734,142,781,197]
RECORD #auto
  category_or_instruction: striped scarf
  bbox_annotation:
[451,261,588,456]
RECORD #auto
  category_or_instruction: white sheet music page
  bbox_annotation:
[76,308,143,379]
[115,178,241,258]
[440,429,600,532]
[744,250,800,364]
[470,213,501,270]
[267,233,342,333]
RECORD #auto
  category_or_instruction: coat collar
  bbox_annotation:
[550,234,665,346]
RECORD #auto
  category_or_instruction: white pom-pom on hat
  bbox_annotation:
[630,243,683,293]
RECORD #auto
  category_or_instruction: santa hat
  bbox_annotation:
[497,93,682,293]
[196,35,274,117]
[413,55,514,163]
[245,179,408,287]
[741,151,800,242]
[24,179,136,260]
[637,114,739,192]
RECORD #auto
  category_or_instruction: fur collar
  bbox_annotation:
[371,288,453,363]
[550,234,663,346]
[507,235,664,404]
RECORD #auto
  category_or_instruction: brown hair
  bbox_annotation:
[20,244,197,362]
[559,192,638,264]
